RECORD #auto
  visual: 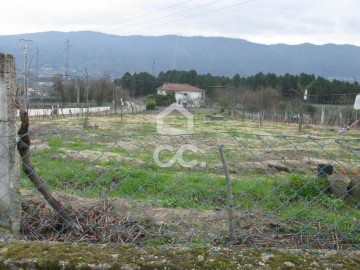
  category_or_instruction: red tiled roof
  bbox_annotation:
[157,83,205,93]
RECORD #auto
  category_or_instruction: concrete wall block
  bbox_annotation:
[0,53,21,234]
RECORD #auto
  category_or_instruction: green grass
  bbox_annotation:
[20,112,360,247]
[23,148,360,243]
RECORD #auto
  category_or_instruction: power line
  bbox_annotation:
[122,0,259,35]
[95,0,195,31]
[107,0,229,33]
[18,68,110,81]
[36,46,39,77]
[11,0,260,81]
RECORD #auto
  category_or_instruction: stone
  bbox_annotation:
[328,175,351,198]
[348,175,360,200]
[284,261,295,267]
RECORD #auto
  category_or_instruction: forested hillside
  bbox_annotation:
[1,31,360,80]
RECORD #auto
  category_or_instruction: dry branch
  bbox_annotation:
[21,198,159,244]
[15,90,77,229]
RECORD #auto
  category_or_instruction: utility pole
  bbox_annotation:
[64,39,71,78]
[19,39,32,107]
[84,68,89,127]
[84,68,89,105]
[152,59,156,76]
[113,85,118,114]
[36,46,39,78]
[77,77,80,105]
[260,84,263,127]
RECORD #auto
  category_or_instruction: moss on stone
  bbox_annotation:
[0,242,359,269]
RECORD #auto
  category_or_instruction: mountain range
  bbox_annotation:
[0,31,359,80]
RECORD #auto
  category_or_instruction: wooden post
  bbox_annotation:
[219,146,235,242]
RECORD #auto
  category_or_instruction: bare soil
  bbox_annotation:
[20,190,353,250]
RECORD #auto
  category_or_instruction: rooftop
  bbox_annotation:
[157,83,205,93]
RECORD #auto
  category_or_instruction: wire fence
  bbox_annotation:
[8,119,358,251]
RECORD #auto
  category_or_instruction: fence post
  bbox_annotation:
[219,146,235,242]
[0,53,21,234]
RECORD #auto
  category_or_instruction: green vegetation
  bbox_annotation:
[115,70,359,104]
[146,97,156,110]
[20,112,360,248]
[1,242,359,270]
[147,92,176,106]
[47,69,359,112]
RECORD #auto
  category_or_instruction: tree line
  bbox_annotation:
[115,70,359,104]
[51,74,129,106]
[50,70,359,105]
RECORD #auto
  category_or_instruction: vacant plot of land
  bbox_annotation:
[20,111,360,250]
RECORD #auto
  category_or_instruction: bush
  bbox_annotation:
[278,173,329,201]
[147,93,176,106]
[146,98,156,110]
[303,104,317,118]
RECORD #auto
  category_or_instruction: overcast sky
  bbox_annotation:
[1,0,359,45]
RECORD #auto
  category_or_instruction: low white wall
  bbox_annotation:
[26,106,111,117]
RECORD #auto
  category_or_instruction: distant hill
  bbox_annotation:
[1,31,359,80]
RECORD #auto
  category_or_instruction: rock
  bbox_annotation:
[348,175,360,200]
[284,261,295,267]
[267,161,290,172]
[317,164,333,177]
[328,175,351,197]
[204,115,224,121]
[197,255,204,261]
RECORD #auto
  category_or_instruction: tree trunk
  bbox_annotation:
[17,109,77,229]
[298,102,303,132]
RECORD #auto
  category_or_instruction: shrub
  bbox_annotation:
[146,98,156,110]
[303,104,317,118]
[147,93,176,106]
[278,173,329,201]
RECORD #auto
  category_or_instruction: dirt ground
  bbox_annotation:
[18,114,359,250]
[20,190,354,250]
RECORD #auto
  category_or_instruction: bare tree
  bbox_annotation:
[215,86,243,116]
[14,88,78,229]
[297,82,314,132]
[242,88,281,122]
[52,74,65,103]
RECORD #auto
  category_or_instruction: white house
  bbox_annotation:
[156,83,205,107]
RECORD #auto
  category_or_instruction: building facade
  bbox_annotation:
[157,83,205,107]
